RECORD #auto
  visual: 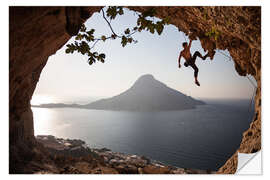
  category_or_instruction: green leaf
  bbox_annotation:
[149,26,154,34]
[127,38,133,43]
[121,36,127,47]
[80,24,86,32]
[88,35,95,41]
[101,35,106,41]
[107,6,118,20]
[163,16,170,24]
[99,53,106,59]
[75,34,83,40]
[124,28,130,35]
[88,58,93,65]
[87,29,95,35]
[88,56,95,65]
[111,34,117,39]
[118,7,124,15]
[93,52,98,57]
[156,24,164,35]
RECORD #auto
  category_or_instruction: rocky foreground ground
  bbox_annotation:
[34,135,216,174]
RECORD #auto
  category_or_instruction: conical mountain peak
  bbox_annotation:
[132,74,166,89]
[84,74,205,111]
[137,74,155,80]
[36,74,205,111]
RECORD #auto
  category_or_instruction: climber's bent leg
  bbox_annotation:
[190,64,200,86]
[192,51,204,62]
[193,51,209,61]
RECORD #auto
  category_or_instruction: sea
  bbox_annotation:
[32,98,254,171]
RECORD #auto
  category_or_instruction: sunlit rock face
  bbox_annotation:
[9,7,260,174]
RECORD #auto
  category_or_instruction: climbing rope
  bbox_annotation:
[179,34,257,114]
[246,75,257,120]
[248,86,256,110]
[247,75,257,88]
[208,48,257,117]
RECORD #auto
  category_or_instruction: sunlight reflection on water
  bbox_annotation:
[32,107,74,137]
[31,102,253,170]
[32,108,55,136]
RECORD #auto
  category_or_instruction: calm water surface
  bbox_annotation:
[32,100,253,170]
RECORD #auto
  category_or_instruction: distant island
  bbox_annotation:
[32,74,205,111]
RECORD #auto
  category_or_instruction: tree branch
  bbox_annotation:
[78,8,141,51]
[126,30,138,38]
[90,36,114,49]
[101,8,119,37]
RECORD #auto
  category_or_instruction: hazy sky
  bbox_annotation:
[33,8,255,103]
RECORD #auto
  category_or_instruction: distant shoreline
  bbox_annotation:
[31,103,204,112]
[31,75,206,111]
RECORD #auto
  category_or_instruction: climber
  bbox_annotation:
[178,40,209,86]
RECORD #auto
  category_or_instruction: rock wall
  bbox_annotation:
[9,7,261,174]
[9,7,101,143]
[9,7,102,173]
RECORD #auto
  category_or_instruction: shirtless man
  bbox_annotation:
[178,40,208,86]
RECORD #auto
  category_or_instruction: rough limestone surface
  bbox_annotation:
[9,7,102,173]
[9,7,260,174]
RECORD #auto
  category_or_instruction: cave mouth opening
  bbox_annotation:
[30,7,257,172]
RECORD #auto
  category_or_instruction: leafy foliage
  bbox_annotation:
[65,7,170,66]
[106,6,124,20]
[136,8,170,35]
[65,25,106,65]
[205,26,220,41]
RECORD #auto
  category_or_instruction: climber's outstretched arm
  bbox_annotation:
[178,52,182,68]
[188,40,192,50]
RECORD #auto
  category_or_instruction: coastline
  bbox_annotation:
[35,135,216,174]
